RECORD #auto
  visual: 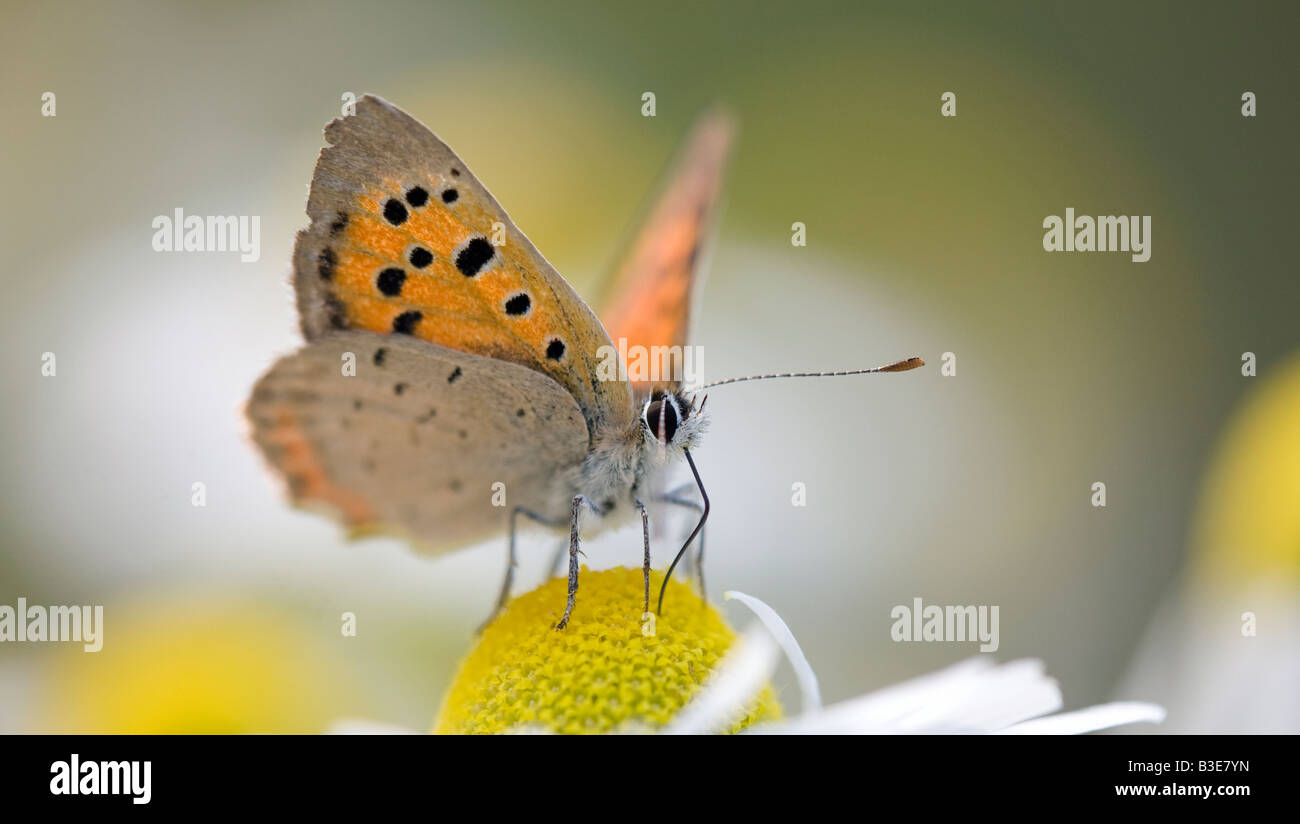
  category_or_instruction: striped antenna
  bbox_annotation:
[689,356,924,391]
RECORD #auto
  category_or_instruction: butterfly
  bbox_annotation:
[246,95,922,629]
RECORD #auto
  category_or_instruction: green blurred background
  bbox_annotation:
[1,0,1296,732]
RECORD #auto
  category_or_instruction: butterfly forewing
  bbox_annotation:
[293,94,633,437]
[247,331,589,552]
[598,109,734,395]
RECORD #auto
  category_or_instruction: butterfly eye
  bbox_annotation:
[644,398,680,443]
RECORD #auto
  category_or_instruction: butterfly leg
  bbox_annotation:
[634,498,651,614]
[481,507,561,633]
[660,489,707,600]
[556,495,601,630]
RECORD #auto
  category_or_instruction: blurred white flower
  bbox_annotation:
[665,590,1165,735]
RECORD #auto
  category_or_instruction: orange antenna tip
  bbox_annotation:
[880,356,925,372]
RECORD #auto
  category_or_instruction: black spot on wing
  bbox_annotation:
[405,186,428,207]
[325,294,348,329]
[383,198,408,225]
[455,237,494,277]
[377,267,406,296]
[448,366,462,384]
[318,247,337,280]
[409,247,432,268]
[504,293,531,316]
[392,311,422,335]
[373,348,386,367]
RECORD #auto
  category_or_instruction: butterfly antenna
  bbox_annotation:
[690,356,924,391]
[657,447,709,616]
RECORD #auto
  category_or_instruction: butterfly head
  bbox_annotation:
[641,389,708,456]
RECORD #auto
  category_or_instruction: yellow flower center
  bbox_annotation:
[1193,351,1300,585]
[434,567,782,734]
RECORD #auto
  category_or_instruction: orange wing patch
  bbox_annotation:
[259,407,376,527]
[600,109,735,395]
[327,181,563,378]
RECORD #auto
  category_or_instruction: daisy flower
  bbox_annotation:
[336,567,1164,735]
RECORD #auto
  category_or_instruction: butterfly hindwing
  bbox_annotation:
[247,330,589,552]
[293,94,633,437]
[599,109,735,394]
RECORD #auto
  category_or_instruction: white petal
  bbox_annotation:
[996,702,1167,735]
[758,658,1064,734]
[725,590,822,712]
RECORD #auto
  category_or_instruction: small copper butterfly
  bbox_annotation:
[246,95,921,629]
